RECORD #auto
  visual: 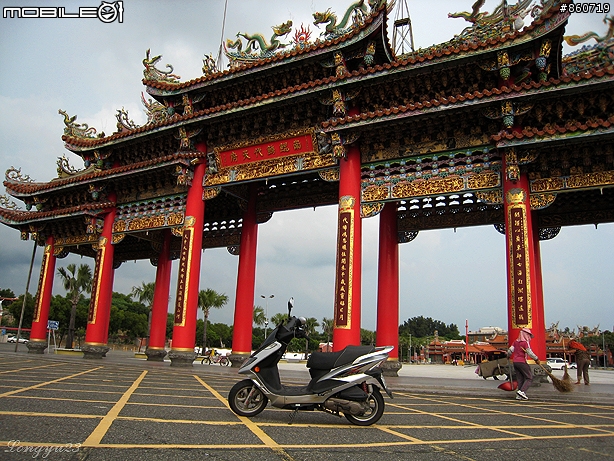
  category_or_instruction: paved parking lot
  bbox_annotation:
[1,348,613,460]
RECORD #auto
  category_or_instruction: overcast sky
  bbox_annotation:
[0,1,612,335]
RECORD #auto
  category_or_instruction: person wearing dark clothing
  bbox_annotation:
[569,340,590,385]
[507,327,540,400]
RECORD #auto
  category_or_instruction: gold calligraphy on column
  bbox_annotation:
[506,189,532,329]
[33,244,53,323]
[334,196,355,329]
[88,236,108,324]
[174,216,195,327]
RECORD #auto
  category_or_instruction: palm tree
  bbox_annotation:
[304,317,319,359]
[253,305,266,327]
[57,263,92,349]
[130,282,155,350]
[198,288,228,353]
[321,317,333,348]
[271,312,288,328]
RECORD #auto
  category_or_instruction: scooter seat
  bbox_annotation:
[307,345,375,370]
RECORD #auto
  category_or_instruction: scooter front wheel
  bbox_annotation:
[343,387,385,426]
[228,379,268,417]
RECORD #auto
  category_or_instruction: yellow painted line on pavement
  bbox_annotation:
[82,370,147,447]
[0,362,63,374]
[194,375,295,461]
[0,367,103,398]
[0,410,101,419]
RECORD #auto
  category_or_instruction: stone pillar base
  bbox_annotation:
[26,340,48,354]
[168,350,197,367]
[145,348,168,361]
[229,354,249,368]
[82,344,110,359]
[381,360,402,377]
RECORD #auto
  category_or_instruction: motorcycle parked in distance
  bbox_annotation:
[228,298,393,426]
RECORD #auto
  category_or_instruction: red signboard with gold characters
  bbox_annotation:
[216,131,316,169]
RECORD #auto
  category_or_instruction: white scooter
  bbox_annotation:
[228,298,393,426]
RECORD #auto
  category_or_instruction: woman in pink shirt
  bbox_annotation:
[507,327,540,400]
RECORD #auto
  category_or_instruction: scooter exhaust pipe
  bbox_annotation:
[324,398,369,416]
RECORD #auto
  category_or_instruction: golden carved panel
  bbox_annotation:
[362,185,389,202]
[127,215,165,231]
[530,177,565,192]
[205,152,336,186]
[467,172,500,189]
[566,171,614,189]
[392,177,464,199]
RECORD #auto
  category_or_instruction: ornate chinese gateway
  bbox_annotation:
[2,1,613,369]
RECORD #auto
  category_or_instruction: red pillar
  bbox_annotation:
[83,193,117,358]
[231,184,258,358]
[27,236,56,353]
[170,144,206,365]
[502,155,545,360]
[530,218,546,359]
[333,115,362,350]
[376,202,399,360]
[146,229,172,361]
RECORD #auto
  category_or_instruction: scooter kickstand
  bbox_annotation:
[288,405,300,425]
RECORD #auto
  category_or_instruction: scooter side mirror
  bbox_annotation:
[287,297,294,319]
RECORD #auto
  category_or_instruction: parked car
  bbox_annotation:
[546,358,569,370]
[7,335,28,344]
[569,362,577,369]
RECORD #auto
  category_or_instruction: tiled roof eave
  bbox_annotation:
[4,154,198,196]
[320,68,614,132]
[492,116,614,147]
[0,201,114,227]
[59,7,572,151]
[143,7,388,95]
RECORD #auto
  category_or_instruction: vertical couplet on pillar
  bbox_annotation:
[376,202,399,360]
[83,193,117,356]
[231,183,259,357]
[171,143,207,359]
[147,229,172,360]
[503,151,545,359]
[333,113,362,350]
[28,236,57,352]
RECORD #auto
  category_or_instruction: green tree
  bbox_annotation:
[271,312,288,328]
[108,292,148,344]
[0,289,17,326]
[198,289,228,352]
[321,317,333,345]
[57,264,92,349]
[303,317,319,358]
[5,292,35,330]
[253,305,266,327]
[398,316,461,340]
[130,282,155,349]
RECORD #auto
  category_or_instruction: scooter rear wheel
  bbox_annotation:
[228,379,268,417]
[343,387,385,426]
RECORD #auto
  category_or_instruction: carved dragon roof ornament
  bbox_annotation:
[448,0,534,37]
[59,109,101,139]
[562,16,614,75]
[115,107,138,133]
[141,92,171,125]
[142,49,181,83]
[564,15,614,46]
[313,0,369,38]
[224,20,293,67]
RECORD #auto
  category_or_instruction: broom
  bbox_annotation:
[522,348,574,393]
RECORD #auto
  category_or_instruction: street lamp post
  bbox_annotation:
[260,294,274,338]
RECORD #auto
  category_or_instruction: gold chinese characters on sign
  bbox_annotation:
[334,195,355,329]
[506,189,532,329]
